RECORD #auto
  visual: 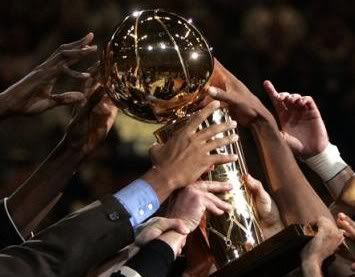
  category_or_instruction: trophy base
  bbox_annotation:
[209,224,312,277]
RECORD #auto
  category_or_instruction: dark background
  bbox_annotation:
[0,0,353,224]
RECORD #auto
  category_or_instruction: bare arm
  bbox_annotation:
[208,60,333,225]
[263,80,355,212]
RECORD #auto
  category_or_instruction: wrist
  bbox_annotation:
[142,167,178,203]
[158,231,187,258]
[302,257,323,277]
[250,111,282,138]
[304,143,347,182]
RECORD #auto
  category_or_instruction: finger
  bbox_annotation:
[196,120,237,141]
[205,192,232,212]
[338,213,355,227]
[48,46,97,68]
[87,61,100,75]
[185,101,221,133]
[60,46,97,59]
[284,94,302,106]
[244,174,270,202]
[62,64,91,79]
[244,174,263,192]
[337,220,355,239]
[204,134,239,152]
[158,218,190,235]
[50,91,86,104]
[277,92,291,101]
[209,154,238,165]
[263,80,280,106]
[294,97,305,108]
[281,131,304,154]
[198,181,232,193]
[208,86,233,103]
[205,200,224,215]
[60,32,95,49]
[70,88,105,122]
[302,96,318,111]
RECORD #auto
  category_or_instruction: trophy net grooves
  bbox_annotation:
[155,108,263,268]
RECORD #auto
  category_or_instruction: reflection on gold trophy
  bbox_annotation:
[101,9,262,268]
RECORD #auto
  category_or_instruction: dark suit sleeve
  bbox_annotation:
[113,239,175,277]
[0,195,134,277]
[0,198,24,249]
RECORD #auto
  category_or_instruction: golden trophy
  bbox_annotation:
[101,9,312,276]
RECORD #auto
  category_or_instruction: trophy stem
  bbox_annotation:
[155,108,263,269]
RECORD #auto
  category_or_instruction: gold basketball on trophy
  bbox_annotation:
[101,9,213,123]
[101,9,262,268]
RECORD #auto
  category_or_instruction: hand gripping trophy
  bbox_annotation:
[100,9,263,269]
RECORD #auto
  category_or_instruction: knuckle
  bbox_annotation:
[185,186,196,194]
[194,112,205,123]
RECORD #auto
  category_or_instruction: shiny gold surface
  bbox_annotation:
[155,109,263,268]
[102,9,262,269]
[200,108,262,268]
[101,9,213,123]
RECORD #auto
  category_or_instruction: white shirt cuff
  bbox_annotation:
[3,197,25,242]
[304,143,348,182]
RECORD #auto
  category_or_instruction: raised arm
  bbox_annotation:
[263,80,354,212]
[207,59,333,225]
[0,33,97,119]
[5,76,118,238]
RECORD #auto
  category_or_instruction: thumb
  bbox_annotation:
[208,86,233,103]
[244,175,264,195]
[281,131,303,156]
[244,174,270,204]
[149,143,163,164]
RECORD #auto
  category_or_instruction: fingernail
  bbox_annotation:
[208,86,218,97]
[82,45,97,51]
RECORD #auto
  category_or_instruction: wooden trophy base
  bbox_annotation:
[210,224,312,277]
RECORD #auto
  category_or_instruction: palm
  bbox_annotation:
[263,81,329,158]
[21,81,56,114]
[0,33,96,118]
[65,88,117,156]
[279,105,327,157]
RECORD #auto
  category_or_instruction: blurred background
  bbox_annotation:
[0,0,354,226]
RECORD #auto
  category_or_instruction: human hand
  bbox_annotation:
[301,217,343,266]
[336,213,355,271]
[337,213,355,240]
[244,175,284,239]
[144,101,238,201]
[207,59,272,127]
[0,33,97,118]
[63,66,118,156]
[135,217,190,247]
[263,80,329,158]
[167,181,232,232]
